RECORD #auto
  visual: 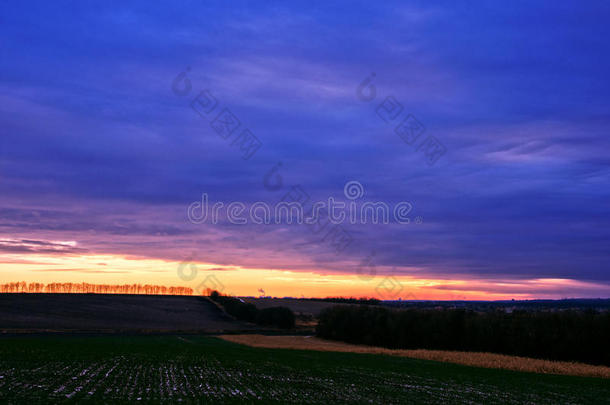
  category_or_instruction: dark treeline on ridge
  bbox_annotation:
[305,297,381,305]
[316,305,610,366]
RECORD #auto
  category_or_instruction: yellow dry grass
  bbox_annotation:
[219,334,610,379]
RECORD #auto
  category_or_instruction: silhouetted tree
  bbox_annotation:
[0,281,193,296]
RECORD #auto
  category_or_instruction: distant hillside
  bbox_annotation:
[0,293,254,333]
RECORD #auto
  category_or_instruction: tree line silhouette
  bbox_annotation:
[0,281,193,295]
[305,297,381,305]
[316,305,610,366]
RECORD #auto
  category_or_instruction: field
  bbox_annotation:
[1,335,609,404]
[220,334,610,378]
[0,294,253,332]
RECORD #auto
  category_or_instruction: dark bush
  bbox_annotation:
[209,292,257,322]
[255,306,295,329]
[316,305,610,366]
[209,291,295,329]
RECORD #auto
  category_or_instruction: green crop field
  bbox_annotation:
[0,335,608,404]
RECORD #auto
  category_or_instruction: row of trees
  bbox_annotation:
[316,305,610,366]
[0,281,193,296]
[306,297,380,305]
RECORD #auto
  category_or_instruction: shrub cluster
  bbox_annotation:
[255,307,296,329]
[210,291,295,329]
[316,305,610,365]
[305,297,380,305]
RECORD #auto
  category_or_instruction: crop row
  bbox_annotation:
[0,356,583,404]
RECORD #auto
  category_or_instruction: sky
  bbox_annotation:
[1,1,609,299]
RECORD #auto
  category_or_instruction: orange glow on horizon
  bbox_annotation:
[1,251,608,300]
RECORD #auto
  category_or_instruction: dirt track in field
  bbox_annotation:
[220,334,610,379]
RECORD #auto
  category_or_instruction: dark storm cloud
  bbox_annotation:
[0,0,609,290]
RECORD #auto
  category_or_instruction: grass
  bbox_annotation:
[0,335,608,404]
[220,334,610,378]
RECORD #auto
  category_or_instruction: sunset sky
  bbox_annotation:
[1,1,609,299]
